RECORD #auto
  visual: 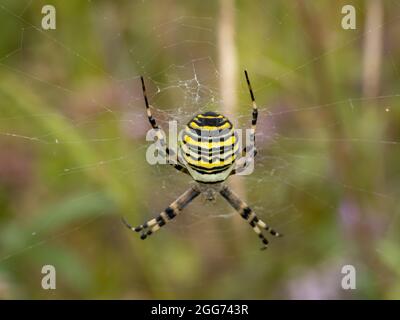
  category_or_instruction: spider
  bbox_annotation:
[122,70,282,250]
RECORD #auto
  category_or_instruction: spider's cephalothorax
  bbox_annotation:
[179,111,239,183]
[122,71,282,250]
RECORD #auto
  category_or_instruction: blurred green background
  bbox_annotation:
[0,0,399,299]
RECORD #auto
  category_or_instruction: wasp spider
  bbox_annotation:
[123,71,282,250]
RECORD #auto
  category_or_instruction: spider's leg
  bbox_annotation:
[244,70,258,134]
[231,70,257,176]
[122,185,200,239]
[140,76,189,175]
[141,76,159,131]
[220,185,281,250]
[240,70,258,158]
[140,76,168,154]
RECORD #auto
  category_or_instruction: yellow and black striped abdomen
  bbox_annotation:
[179,112,239,183]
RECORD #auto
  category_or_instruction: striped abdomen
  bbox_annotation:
[179,111,239,183]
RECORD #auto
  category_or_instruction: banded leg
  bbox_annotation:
[220,185,281,250]
[244,70,258,134]
[241,70,258,158]
[234,70,257,175]
[122,185,200,239]
[140,76,188,174]
[243,70,258,155]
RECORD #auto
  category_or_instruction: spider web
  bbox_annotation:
[0,0,399,299]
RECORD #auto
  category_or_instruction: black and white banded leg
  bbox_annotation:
[220,185,282,250]
[140,76,188,175]
[244,70,258,133]
[122,185,200,239]
[240,70,258,158]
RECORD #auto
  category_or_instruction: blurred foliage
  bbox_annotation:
[0,0,399,299]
